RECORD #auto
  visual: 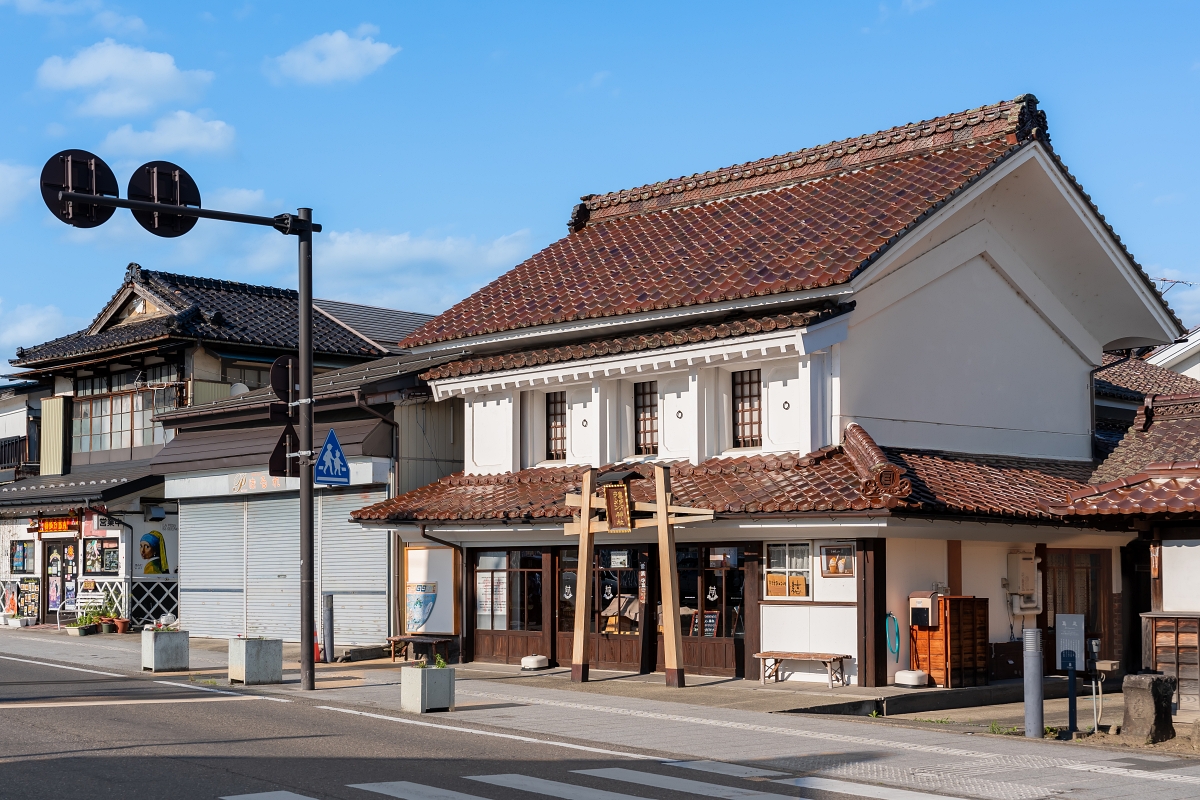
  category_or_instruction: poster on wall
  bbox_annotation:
[131,519,178,577]
[403,546,458,635]
[18,578,38,618]
[820,544,855,577]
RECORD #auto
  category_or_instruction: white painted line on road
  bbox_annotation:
[0,654,122,677]
[578,767,793,798]
[664,760,790,778]
[220,792,319,800]
[17,635,135,652]
[317,706,658,760]
[0,696,256,709]
[351,781,494,800]
[775,777,972,800]
[1061,762,1200,785]
[155,679,244,696]
[467,774,650,800]
[258,695,292,702]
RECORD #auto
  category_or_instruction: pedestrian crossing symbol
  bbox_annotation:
[314,429,350,485]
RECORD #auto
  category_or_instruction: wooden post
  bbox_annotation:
[655,464,685,688]
[570,469,597,682]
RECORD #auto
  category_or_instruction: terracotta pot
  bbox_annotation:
[114,618,130,634]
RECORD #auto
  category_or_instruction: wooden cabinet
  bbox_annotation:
[1141,613,1199,712]
[910,595,989,688]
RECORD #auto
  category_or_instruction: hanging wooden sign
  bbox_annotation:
[604,483,633,534]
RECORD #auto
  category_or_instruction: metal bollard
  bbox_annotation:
[1064,650,1077,735]
[1024,628,1043,738]
[322,593,335,664]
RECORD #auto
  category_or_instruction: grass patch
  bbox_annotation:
[988,721,1020,735]
[915,717,953,724]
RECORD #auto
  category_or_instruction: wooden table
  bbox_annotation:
[387,635,453,663]
[753,651,851,689]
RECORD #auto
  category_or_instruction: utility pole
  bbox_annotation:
[297,208,315,691]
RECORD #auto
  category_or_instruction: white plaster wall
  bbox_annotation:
[464,391,519,475]
[0,407,27,439]
[565,384,597,465]
[762,360,807,453]
[659,373,691,460]
[842,253,1091,459]
[811,539,857,603]
[885,537,947,679]
[760,604,859,684]
[1163,540,1200,613]
[186,345,223,383]
[961,540,1036,644]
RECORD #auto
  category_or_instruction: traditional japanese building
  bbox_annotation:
[350,96,1183,686]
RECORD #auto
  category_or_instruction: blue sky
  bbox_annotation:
[0,1,1198,362]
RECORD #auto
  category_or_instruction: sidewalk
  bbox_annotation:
[6,625,1200,800]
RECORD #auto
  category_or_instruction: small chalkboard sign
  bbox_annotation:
[690,610,721,637]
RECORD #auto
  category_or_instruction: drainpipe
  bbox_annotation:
[1089,350,1132,459]
[418,524,467,663]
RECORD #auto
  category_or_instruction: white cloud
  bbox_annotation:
[92,9,144,33]
[207,187,266,213]
[270,27,399,85]
[0,0,99,14]
[0,300,78,358]
[102,110,234,155]
[0,163,36,218]
[37,39,211,116]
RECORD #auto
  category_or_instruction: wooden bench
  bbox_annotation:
[754,651,851,689]
[387,635,453,663]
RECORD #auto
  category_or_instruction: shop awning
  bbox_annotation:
[0,459,161,516]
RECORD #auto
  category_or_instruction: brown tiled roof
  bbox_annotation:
[419,302,850,382]
[1094,353,1200,402]
[1045,464,1200,518]
[351,424,1089,523]
[1090,392,1200,484]
[402,95,1180,349]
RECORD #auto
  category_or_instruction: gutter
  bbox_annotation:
[419,524,463,553]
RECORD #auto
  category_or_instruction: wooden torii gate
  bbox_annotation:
[564,464,713,688]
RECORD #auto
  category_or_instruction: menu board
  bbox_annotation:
[788,574,808,597]
[765,572,787,596]
[689,610,721,637]
[18,578,39,618]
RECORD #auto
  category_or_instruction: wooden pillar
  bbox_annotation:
[1150,538,1163,613]
[856,538,887,688]
[655,464,685,688]
[570,469,597,682]
[946,540,962,596]
[743,544,761,681]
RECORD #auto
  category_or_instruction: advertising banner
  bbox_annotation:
[403,546,458,635]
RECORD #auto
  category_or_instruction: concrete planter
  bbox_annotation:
[401,666,455,713]
[7,617,31,628]
[229,637,283,685]
[141,629,189,672]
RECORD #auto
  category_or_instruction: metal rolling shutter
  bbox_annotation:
[179,498,245,637]
[246,493,302,640]
[319,487,388,645]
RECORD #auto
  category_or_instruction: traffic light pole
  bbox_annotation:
[298,208,315,692]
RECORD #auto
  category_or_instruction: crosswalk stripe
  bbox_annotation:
[350,781,493,800]
[774,777,970,800]
[467,773,651,800]
[219,792,318,800]
[664,760,790,778]
[576,767,793,798]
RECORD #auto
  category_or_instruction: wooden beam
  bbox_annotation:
[565,493,709,516]
[570,469,597,683]
[655,464,685,688]
[947,540,962,596]
[562,512,713,536]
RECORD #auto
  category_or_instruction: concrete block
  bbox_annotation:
[401,666,455,713]
[229,637,283,685]
[1120,673,1176,744]
[141,629,189,672]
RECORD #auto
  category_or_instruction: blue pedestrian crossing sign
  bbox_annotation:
[314,429,350,485]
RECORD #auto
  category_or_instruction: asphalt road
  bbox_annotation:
[0,654,886,800]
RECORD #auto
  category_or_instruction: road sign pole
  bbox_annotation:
[298,208,315,692]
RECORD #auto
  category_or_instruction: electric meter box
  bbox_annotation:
[1007,552,1037,596]
[909,591,939,628]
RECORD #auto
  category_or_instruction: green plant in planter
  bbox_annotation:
[434,653,448,669]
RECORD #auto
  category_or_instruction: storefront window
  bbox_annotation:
[9,541,34,574]
[558,547,646,635]
[84,539,120,575]
[558,548,577,633]
[475,550,542,632]
[765,542,811,598]
[675,545,745,638]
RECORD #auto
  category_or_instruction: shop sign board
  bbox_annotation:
[34,516,79,538]
[404,546,458,634]
[1055,613,1085,670]
[229,471,288,494]
[83,511,123,538]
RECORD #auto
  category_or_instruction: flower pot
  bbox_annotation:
[229,637,283,685]
[7,617,26,628]
[100,622,117,634]
[141,629,189,672]
[67,624,97,636]
[114,618,131,634]
[400,666,455,713]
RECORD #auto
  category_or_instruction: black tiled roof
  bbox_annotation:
[10,266,422,367]
[0,459,161,515]
[313,299,433,353]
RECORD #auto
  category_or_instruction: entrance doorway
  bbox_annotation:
[43,540,77,622]
[1044,548,1113,664]
[471,549,552,665]
[661,544,746,677]
[557,546,653,672]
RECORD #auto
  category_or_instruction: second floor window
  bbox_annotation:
[72,366,180,453]
[732,369,762,448]
[546,391,567,460]
[634,381,658,455]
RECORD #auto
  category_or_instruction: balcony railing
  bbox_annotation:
[0,435,38,478]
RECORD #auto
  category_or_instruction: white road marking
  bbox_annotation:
[664,760,790,778]
[351,781,494,800]
[317,706,658,759]
[16,635,135,652]
[1061,762,1200,785]
[776,777,973,800]
[0,696,256,709]
[0,654,122,677]
[467,774,649,800]
[220,792,319,800]
[155,679,244,696]
[578,767,792,798]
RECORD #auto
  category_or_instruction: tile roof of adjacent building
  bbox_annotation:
[1093,353,1200,402]
[1044,464,1200,518]
[401,95,1179,348]
[351,423,1090,523]
[9,265,419,367]
[1090,392,1200,485]
[419,302,850,382]
[312,299,434,354]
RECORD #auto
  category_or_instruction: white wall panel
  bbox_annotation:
[1163,540,1200,613]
